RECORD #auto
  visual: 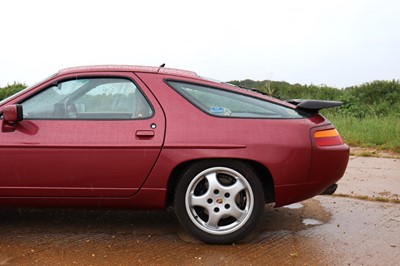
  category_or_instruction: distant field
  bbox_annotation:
[326,114,400,153]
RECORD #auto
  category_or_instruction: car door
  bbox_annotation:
[0,72,165,197]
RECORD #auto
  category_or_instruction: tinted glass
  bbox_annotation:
[22,78,153,120]
[167,81,304,119]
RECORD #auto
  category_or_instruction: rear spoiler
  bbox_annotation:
[287,99,343,113]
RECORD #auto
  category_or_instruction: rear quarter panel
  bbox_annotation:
[136,73,323,197]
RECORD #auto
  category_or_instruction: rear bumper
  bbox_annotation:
[308,144,350,182]
[274,143,349,207]
[274,180,340,207]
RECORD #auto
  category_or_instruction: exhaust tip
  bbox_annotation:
[320,184,338,195]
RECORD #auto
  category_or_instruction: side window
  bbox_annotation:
[22,78,153,120]
[167,81,304,119]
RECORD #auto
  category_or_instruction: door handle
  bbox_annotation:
[135,130,155,138]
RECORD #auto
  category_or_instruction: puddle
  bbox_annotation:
[255,199,331,233]
[283,203,304,209]
[302,218,324,225]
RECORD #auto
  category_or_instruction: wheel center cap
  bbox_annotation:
[216,198,223,204]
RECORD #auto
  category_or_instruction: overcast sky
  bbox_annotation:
[1,0,399,88]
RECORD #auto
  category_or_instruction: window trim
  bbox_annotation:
[18,76,155,121]
[165,79,308,119]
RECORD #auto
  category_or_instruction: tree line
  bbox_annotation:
[2,80,400,118]
[0,82,26,102]
[229,79,400,118]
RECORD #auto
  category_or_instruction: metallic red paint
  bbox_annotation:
[0,65,349,210]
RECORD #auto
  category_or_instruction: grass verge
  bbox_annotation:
[325,114,400,153]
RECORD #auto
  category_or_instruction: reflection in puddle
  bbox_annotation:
[283,203,304,209]
[302,218,323,225]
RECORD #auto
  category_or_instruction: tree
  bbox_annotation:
[0,82,27,101]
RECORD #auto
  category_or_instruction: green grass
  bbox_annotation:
[325,114,400,153]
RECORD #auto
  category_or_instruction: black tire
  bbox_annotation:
[174,159,264,244]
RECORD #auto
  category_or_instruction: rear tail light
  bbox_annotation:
[314,129,344,146]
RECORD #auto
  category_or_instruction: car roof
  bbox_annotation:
[58,65,200,78]
[56,65,297,109]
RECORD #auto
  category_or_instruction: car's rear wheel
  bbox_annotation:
[174,160,264,244]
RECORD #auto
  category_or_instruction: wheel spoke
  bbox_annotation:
[190,194,209,209]
[227,178,246,196]
[229,204,247,220]
[206,212,221,228]
[205,172,221,191]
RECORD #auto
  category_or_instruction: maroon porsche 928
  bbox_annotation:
[0,65,349,244]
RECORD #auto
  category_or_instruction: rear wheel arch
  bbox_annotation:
[166,158,275,207]
[172,158,273,244]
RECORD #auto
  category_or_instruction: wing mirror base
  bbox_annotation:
[2,104,23,132]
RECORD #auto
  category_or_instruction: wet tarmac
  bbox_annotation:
[0,156,399,265]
